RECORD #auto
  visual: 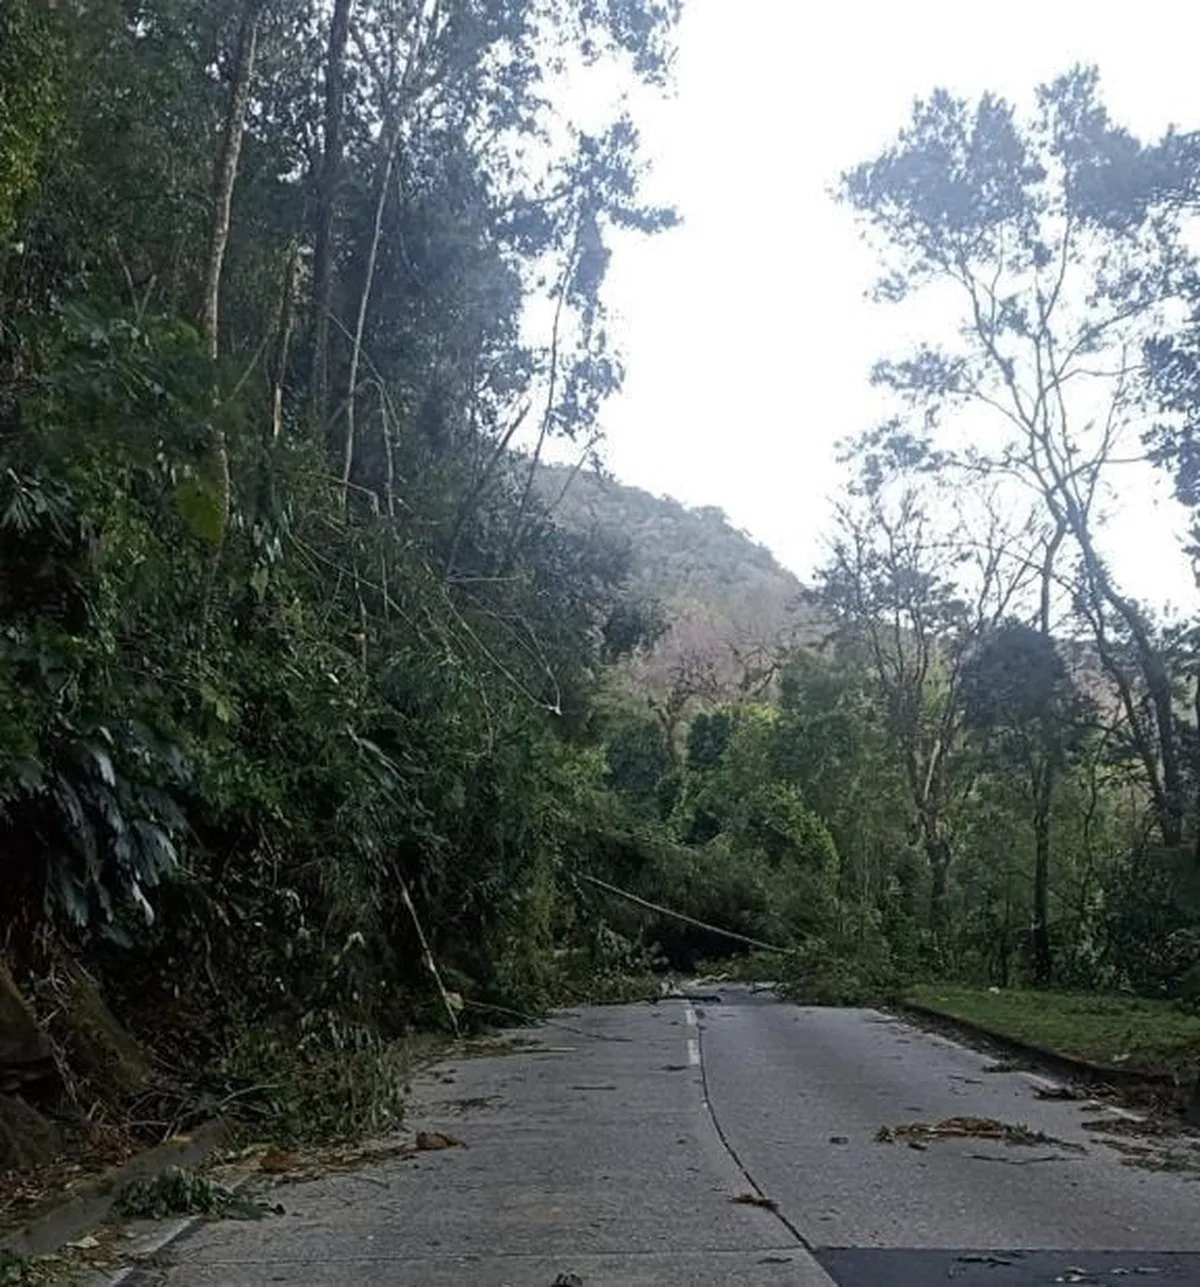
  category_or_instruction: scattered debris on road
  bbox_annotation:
[729,1191,778,1210]
[875,1116,1083,1151]
[1035,1083,1088,1101]
[415,1130,463,1151]
[115,1167,279,1222]
[256,1147,299,1174]
[1082,1113,1200,1176]
[967,1151,1081,1166]
[428,1094,500,1113]
[236,1129,465,1187]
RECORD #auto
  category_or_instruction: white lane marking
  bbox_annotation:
[1020,1071,1145,1122]
[1022,1072,1060,1093]
[684,1003,697,1027]
[687,1037,701,1066]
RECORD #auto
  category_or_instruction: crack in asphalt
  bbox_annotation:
[687,999,817,1254]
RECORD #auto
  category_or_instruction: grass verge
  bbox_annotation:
[905,984,1200,1078]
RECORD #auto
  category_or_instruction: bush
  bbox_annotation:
[778,928,904,1007]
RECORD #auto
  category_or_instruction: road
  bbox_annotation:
[116,986,1200,1286]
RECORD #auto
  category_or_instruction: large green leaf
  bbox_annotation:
[174,474,225,544]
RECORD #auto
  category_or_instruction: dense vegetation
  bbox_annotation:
[598,71,1200,1011]
[536,462,818,747]
[0,0,684,1160]
[3,1,1200,1174]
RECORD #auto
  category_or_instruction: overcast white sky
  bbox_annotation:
[559,0,1200,611]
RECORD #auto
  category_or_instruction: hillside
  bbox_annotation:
[536,464,824,712]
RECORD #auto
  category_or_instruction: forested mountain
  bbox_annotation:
[535,463,823,715]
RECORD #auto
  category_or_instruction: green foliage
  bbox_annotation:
[205,1019,419,1147]
[603,710,672,821]
[0,0,685,1147]
[591,698,842,970]
[115,1166,276,1221]
[0,1250,62,1287]
[779,930,903,1008]
[961,622,1085,762]
[1099,848,1200,1000]
[0,1,63,244]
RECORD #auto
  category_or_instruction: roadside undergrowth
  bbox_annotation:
[207,1023,448,1150]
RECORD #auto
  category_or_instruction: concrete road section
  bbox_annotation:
[113,988,1200,1286]
[697,990,1200,1284]
[116,999,832,1286]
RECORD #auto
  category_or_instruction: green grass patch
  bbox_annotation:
[906,985,1200,1076]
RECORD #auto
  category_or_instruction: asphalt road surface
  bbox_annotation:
[117,986,1200,1286]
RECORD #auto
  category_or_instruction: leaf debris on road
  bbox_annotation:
[729,1191,778,1210]
[415,1130,464,1151]
[875,1115,1083,1151]
[1035,1083,1087,1101]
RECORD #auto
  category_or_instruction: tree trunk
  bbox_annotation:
[1072,514,1184,848]
[309,0,352,426]
[199,0,262,548]
[998,880,1012,988]
[1031,759,1053,985]
[342,124,399,500]
[1030,525,1063,986]
[255,243,298,526]
[1193,674,1200,868]
[926,833,950,940]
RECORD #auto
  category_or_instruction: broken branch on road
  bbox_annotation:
[875,1116,1085,1152]
[729,1191,779,1211]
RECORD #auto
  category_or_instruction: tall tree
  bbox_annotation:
[961,619,1085,981]
[841,66,1196,853]
[816,486,1027,937]
[308,0,352,425]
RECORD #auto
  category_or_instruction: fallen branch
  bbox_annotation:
[578,874,793,955]
[398,876,460,1038]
